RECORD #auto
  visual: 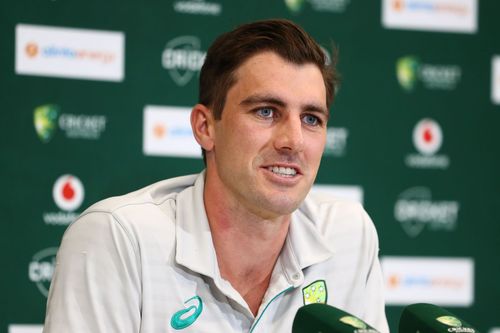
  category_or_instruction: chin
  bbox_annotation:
[264,195,303,216]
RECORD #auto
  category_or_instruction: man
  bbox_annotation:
[43,19,389,333]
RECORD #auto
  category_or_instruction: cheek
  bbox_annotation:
[216,121,260,162]
[307,133,326,155]
[227,125,256,151]
[232,121,266,147]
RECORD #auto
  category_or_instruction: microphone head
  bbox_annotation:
[292,303,380,333]
[399,303,480,333]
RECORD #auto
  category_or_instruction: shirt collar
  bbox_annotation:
[175,172,334,284]
[278,197,335,286]
[175,171,219,279]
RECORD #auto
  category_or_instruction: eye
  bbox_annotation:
[256,108,274,118]
[302,114,321,126]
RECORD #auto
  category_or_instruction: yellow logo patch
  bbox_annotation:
[302,280,327,305]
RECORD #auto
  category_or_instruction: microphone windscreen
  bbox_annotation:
[399,303,480,333]
[292,303,380,333]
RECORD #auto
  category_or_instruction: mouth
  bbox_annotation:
[266,165,300,178]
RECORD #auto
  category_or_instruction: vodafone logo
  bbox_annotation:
[405,118,449,169]
[43,174,84,225]
[52,174,84,212]
[413,118,442,155]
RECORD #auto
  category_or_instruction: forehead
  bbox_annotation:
[229,51,327,107]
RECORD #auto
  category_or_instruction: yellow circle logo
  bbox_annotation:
[437,316,462,327]
[340,316,367,329]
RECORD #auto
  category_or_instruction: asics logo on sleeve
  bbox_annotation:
[170,296,203,330]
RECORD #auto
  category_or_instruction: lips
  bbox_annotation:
[267,166,297,177]
[263,161,303,179]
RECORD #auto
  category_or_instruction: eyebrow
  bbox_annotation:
[239,93,329,118]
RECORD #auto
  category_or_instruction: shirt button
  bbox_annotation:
[292,273,301,281]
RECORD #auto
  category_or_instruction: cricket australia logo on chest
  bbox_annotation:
[170,296,203,330]
[302,280,327,305]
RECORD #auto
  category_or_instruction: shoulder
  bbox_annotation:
[63,173,200,246]
[299,191,379,247]
[301,191,372,228]
[83,173,199,215]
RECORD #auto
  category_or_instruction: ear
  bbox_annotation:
[191,103,215,152]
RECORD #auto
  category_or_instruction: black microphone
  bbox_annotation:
[292,303,380,333]
[399,303,480,333]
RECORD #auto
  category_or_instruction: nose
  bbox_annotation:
[274,115,304,153]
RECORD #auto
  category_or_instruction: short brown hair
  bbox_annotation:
[199,19,338,120]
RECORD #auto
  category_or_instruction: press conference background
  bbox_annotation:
[1,0,499,332]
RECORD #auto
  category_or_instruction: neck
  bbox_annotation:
[203,169,290,316]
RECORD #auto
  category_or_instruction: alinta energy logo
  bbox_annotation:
[392,0,403,11]
[405,118,449,169]
[382,256,474,306]
[394,187,460,238]
[16,24,124,81]
[324,127,349,157]
[173,0,222,15]
[162,36,206,87]
[34,104,107,142]
[390,0,471,16]
[43,174,85,226]
[285,0,351,14]
[397,56,461,92]
[382,0,477,34]
[153,121,167,140]
[143,105,200,158]
[28,247,58,297]
[25,42,39,58]
[22,40,115,64]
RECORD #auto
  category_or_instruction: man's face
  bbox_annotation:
[208,51,328,219]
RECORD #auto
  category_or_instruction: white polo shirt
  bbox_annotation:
[43,172,389,333]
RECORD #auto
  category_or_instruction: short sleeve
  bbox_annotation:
[43,211,142,333]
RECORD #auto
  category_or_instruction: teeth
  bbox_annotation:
[268,166,297,177]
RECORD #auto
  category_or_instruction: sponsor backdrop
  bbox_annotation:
[1,0,499,332]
